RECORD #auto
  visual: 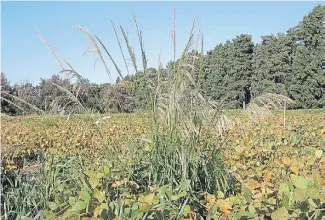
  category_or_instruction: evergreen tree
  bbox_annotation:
[287,5,325,108]
[252,34,294,98]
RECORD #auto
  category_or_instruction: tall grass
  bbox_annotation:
[1,154,85,220]
[75,11,234,195]
[31,9,232,203]
[1,7,296,219]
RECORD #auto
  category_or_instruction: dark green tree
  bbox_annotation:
[287,5,325,108]
[251,34,294,98]
[0,72,17,115]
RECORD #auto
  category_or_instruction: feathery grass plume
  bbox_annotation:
[36,27,84,83]
[133,13,232,193]
[198,31,204,90]
[172,5,176,64]
[49,83,88,115]
[74,25,114,84]
[36,29,95,113]
[131,11,152,109]
[61,59,84,82]
[111,21,130,76]
[132,10,147,76]
[37,27,105,115]
[0,28,84,115]
[35,27,65,70]
[245,93,294,122]
[120,25,138,73]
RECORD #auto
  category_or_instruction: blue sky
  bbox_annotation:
[2,1,324,85]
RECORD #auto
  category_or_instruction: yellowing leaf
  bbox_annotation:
[271,207,289,220]
[264,172,272,183]
[93,206,103,218]
[124,198,134,205]
[252,193,263,200]
[290,164,299,175]
[216,198,232,214]
[217,191,225,199]
[112,181,120,188]
[138,193,155,212]
[281,156,291,165]
[315,150,323,159]
[93,188,105,203]
[246,179,259,190]
[206,194,216,204]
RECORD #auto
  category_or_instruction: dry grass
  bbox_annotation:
[245,93,294,122]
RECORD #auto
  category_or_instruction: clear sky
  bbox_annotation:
[2,1,324,85]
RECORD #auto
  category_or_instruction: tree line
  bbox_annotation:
[1,5,324,115]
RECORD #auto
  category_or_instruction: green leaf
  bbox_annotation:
[248,203,256,215]
[44,210,56,219]
[124,198,134,205]
[271,207,289,220]
[242,184,252,203]
[313,172,322,188]
[294,188,307,203]
[131,202,139,211]
[171,191,187,201]
[217,191,224,199]
[282,194,290,209]
[152,195,159,205]
[307,198,318,210]
[147,213,156,219]
[306,178,315,187]
[278,182,291,197]
[165,186,172,199]
[47,202,57,211]
[80,190,91,202]
[307,187,320,199]
[94,188,105,203]
[71,201,87,212]
[235,211,254,218]
[89,175,100,189]
[96,171,104,179]
[21,217,34,220]
[124,207,131,216]
[103,165,110,175]
[62,208,75,219]
[131,209,144,220]
[157,185,168,199]
[100,203,108,209]
[182,205,191,216]
[290,174,308,190]
[320,139,325,147]
[69,197,76,206]
[84,170,96,177]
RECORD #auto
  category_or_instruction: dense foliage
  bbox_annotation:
[1,111,325,219]
[1,5,325,115]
